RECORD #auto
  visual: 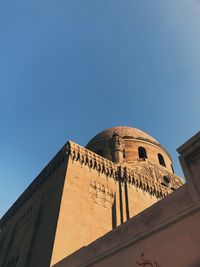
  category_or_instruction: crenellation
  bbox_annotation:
[67,141,174,199]
[68,141,118,179]
[123,165,171,198]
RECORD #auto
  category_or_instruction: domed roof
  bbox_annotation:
[86,126,159,147]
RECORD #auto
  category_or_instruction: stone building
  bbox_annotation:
[54,130,200,267]
[0,126,184,267]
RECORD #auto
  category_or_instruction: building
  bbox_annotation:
[54,130,200,267]
[0,126,184,267]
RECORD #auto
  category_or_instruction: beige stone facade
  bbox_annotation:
[0,127,183,267]
[53,130,200,267]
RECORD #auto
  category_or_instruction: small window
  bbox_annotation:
[158,153,166,167]
[123,149,126,159]
[163,175,170,184]
[138,147,147,159]
[161,175,170,187]
[171,164,175,174]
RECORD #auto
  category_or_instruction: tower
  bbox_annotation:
[0,126,183,267]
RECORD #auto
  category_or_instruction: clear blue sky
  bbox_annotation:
[0,0,199,217]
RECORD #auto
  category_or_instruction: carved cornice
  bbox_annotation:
[67,141,118,178]
[118,166,171,198]
[0,140,181,229]
[128,160,183,187]
[68,141,174,199]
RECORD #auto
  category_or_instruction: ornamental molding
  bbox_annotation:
[0,140,182,228]
[130,165,155,181]
[109,133,125,152]
[89,180,114,207]
[67,141,173,199]
[67,141,118,178]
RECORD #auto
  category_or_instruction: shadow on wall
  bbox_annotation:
[192,261,200,267]
[112,193,117,229]
[111,178,130,230]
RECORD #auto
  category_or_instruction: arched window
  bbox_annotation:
[138,147,147,159]
[158,153,166,167]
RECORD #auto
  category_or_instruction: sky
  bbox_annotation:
[0,0,199,218]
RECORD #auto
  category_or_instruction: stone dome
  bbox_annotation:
[86,126,159,147]
[86,126,174,173]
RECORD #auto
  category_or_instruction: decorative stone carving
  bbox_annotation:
[67,141,177,200]
[131,165,155,181]
[89,180,114,207]
[109,133,125,152]
[109,133,125,163]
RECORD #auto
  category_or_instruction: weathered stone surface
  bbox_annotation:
[53,131,200,267]
[0,127,183,267]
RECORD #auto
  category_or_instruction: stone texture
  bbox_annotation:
[53,131,200,267]
[0,127,183,267]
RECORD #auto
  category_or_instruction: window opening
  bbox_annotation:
[158,153,166,167]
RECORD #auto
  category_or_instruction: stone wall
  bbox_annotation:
[53,184,200,267]
[0,146,69,267]
[50,141,174,265]
[52,131,200,267]
[0,137,183,267]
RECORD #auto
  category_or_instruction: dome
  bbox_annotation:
[86,126,159,147]
[85,126,174,172]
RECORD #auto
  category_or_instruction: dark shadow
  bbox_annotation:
[112,193,117,229]
[138,147,147,159]
[158,153,166,167]
[124,180,130,221]
[1,224,17,266]
[24,197,44,267]
[191,259,200,267]
[119,179,124,224]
